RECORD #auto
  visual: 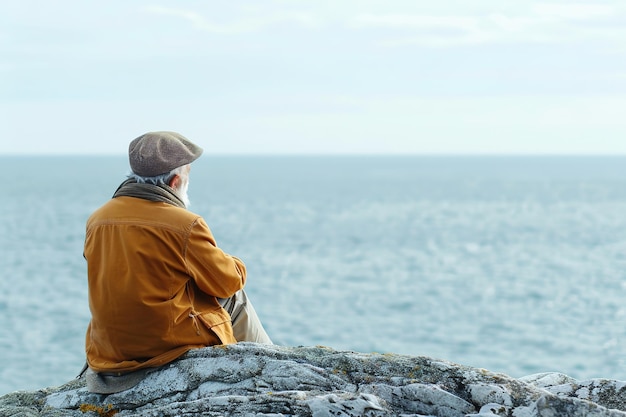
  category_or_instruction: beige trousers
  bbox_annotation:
[219,289,273,344]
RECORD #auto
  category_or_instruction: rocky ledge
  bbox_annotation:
[1,343,625,417]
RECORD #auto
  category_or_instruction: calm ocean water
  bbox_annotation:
[1,155,626,394]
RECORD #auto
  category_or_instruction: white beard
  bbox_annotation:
[176,176,191,208]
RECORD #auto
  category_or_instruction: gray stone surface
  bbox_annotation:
[1,343,625,416]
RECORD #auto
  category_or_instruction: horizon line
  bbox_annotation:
[3,152,626,158]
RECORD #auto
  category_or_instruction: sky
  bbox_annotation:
[2,1,626,155]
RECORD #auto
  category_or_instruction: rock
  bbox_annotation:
[1,343,625,416]
[520,373,626,412]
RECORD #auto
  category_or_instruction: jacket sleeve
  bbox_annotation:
[185,217,246,298]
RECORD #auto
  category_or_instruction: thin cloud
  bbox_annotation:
[350,14,478,30]
[349,3,623,48]
[350,14,487,47]
[143,5,318,35]
[532,4,615,20]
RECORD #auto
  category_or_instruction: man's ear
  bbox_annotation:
[168,175,181,189]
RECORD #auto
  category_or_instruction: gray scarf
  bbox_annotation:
[112,179,186,209]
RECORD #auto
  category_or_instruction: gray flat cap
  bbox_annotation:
[129,131,203,176]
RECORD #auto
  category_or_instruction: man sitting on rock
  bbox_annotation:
[82,131,272,393]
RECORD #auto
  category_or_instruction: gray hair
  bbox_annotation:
[129,164,189,186]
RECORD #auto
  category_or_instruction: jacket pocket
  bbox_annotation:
[196,306,237,344]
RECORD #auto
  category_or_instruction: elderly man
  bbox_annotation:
[82,131,271,393]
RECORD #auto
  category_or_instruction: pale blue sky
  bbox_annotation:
[2,1,626,154]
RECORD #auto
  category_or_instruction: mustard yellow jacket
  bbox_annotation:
[84,196,246,373]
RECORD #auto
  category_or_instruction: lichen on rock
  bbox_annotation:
[1,343,625,416]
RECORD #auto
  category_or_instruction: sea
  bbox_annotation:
[1,155,626,395]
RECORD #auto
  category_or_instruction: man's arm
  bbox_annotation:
[185,217,246,298]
